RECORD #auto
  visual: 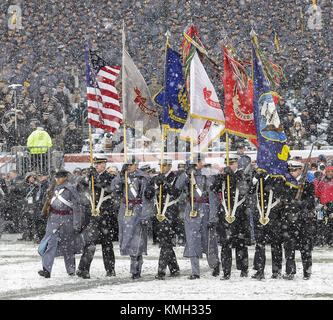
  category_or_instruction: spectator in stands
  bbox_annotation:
[54,82,72,117]
[16,110,29,146]
[299,109,313,141]
[64,121,82,154]
[288,117,307,150]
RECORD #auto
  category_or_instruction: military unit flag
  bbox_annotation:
[223,45,257,147]
[180,51,225,152]
[252,46,297,186]
[153,43,188,133]
[121,48,160,133]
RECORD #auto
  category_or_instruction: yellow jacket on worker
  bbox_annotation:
[27,127,52,154]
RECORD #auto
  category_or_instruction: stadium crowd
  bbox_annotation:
[0,0,332,153]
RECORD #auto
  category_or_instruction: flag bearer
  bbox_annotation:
[209,156,252,280]
[76,156,119,279]
[153,158,181,280]
[175,154,219,279]
[111,157,155,279]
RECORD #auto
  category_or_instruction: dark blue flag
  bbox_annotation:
[252,47,297,186]
[153,44,188,132]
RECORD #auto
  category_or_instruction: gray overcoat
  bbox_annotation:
[175,168,218,264]
[41,180,84,259]
[111,169,154,256]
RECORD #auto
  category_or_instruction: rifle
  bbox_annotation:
[295,143,315,200]
[41,176,56,215]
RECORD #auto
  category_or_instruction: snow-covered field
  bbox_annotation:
[0,233,332,301]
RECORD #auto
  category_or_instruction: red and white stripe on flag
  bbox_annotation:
[87,65,122,133]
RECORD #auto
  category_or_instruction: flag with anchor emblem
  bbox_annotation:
[252,46,296,186]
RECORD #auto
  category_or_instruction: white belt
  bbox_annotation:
[51,189,73,208]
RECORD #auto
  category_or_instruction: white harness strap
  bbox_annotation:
[192,176,202,197]
[154,176,179,217]
[85,188,112,212]
[128,177,137,198]
[220,181,246,220]
[51,189,73,208]
[256,183,280,221]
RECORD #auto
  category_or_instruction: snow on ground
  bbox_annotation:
[0,233,333,301]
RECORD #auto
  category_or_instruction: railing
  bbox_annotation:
[0,147,64,176]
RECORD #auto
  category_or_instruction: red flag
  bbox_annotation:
[223,45,257,147]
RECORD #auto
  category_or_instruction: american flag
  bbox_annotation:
[85,42,122,133]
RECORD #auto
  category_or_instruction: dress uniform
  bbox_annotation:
[77,156,119,279]
[209,156,252,280]
[175,155,219,279]
[111,157,155,279]
[153,158,181,280]
[38,169,83,278]
[250,170,286,280]
[281,160,316,280]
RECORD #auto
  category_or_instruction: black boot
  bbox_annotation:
[38,268,50,278]
[271,271,282,279]
[155,274,165,280]
[132,273,141,280]
[188,274,200,280]
[303,272,311,280]
[106,269,116,277]
[282,273,295,280]
[251,270,265,280]
[76,269,90,279]
[212,264,220,277]
[240,270,248,278]
[169,270,180,277]
[221,273,231,280]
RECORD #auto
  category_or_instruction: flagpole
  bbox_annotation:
[225,131,233,223]
[85,39,97,216]
[189,48,196,218]
[250,30,266,224]
[157,33,170,222]
[122,20,130,216]
[221,35,232,224]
